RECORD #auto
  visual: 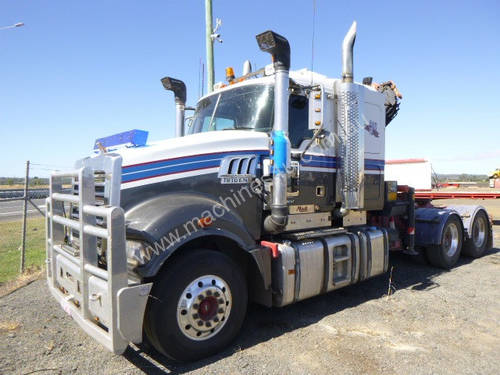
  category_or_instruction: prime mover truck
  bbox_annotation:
[45,22,493,361]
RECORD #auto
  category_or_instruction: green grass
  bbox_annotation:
[0,217,46,283]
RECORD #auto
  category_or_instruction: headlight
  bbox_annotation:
[126,240,153,267]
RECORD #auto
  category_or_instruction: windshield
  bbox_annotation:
[190,84,274,134]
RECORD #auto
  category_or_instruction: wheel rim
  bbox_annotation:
[472,215,486,248]
[443,222,459,257]
[176,275,232,341]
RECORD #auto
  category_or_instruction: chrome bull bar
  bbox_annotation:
[45,153,152,354]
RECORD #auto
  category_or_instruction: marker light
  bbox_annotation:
[225,67,235,83]
[198,216,213,228]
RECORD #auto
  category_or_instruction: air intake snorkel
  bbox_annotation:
[161,76,187,137]
[338,21,364,214]
[256,30,291,234]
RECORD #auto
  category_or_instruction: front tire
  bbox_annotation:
[426,215,463,269]
[144,249,247,362]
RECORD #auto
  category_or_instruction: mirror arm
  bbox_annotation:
[300,121,325,160]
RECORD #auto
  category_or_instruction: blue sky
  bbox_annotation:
[1,0,499,177]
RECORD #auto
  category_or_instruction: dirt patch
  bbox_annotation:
[0,320,21,334]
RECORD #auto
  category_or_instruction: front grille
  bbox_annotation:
[67,171,110,258]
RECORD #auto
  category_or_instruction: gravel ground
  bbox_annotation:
[1,205,499,375]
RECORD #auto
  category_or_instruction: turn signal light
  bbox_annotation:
[198,216,213,228]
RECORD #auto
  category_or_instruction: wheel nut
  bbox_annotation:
[205,322,211,327]
[192,313,199,319]
[206,290,212,296]
[214,292,220,297]
[213,317,219,322]
[218,308,224,314]
[218,298,224,304]
[197,321,203,326]
[193,303,199,309]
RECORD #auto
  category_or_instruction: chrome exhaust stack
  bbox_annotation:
[161,76,187,137]
[338,21,364,212]
[256,30,291,233]
[341,21,357,83]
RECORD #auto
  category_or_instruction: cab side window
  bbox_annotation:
[288,94,313,148]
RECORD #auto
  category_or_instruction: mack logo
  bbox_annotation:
[289,204,315,214]
[220,176,250,184]
[364,120,379,138]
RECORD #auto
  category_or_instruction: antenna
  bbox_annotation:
[201,62,205,97]
[211,18,223,44]
[198,58,202,98]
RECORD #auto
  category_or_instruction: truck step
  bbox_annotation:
[281,227,347,241]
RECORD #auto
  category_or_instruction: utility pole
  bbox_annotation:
[205,0,214,93]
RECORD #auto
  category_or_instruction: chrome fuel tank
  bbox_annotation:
[271,239,325,307]
[352,227,389,280]
[272,228,389,307]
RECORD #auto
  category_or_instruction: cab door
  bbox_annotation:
[288,89,336,214]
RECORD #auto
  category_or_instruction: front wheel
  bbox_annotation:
[426,215,463,269]
[144,249,248,361]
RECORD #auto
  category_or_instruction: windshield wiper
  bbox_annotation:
[207,94,222,131]
[222,126,255,130]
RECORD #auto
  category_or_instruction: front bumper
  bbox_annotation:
[46,154,152,354]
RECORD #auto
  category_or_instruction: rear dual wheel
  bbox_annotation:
[426,215,463,269]
[462,210,489,258]
[144,249,247,362]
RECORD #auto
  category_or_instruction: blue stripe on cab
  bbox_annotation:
[121,150,268,183]
[300,155,385,170]
[122,159,221,183]
[300,156,336,168]
[121,151,385,184]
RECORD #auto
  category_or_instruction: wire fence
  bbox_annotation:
[0,160,70,283]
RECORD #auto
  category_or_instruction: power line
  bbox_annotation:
[310,0,317,85]
[30,167,64,172]
[30,162,72,169]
